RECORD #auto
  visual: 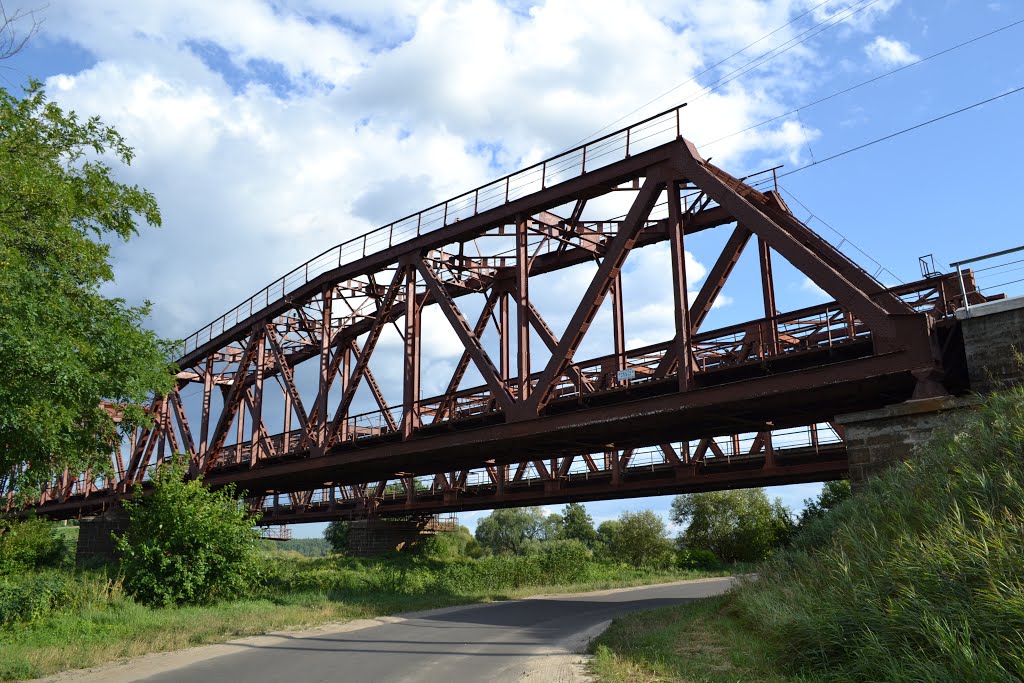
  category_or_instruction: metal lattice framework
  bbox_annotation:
[9,106,986,522]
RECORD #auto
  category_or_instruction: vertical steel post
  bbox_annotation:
[758,235,779,356]
[667,180,693,391]
[611,274,626,376]
[516,216,531,401]
[402,265,421,439]
[198,355,214,464]
[956,264,971,316]
[235,392,245,465]
[282,390,292,455]
[250,334,266,466]
[339,342,352,442]
[499,291,510,382]
[315,287,333,455]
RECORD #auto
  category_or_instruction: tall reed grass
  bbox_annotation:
[733,387,1024,682]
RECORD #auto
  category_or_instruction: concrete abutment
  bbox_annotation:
[76,504,129,565]
[839,296,1024,489]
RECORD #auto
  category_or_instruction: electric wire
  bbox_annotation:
[683,0,883,106]
[748,85,1024,183]
[573,0,850,146]
[700,16,1024,151]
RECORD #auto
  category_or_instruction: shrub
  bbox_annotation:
[537,539,592,584]
[420,527,479,560]
[671,489,794,563]
[604,511,674,569]
[0,571,76,627]
[0,516,65,573]
[116,459,262,606]
[675,547,720,570]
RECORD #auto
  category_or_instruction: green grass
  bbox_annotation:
[0,554,728,681]
[730,387,1024,682]
[590,595,818,683]
[592,386,1024,683]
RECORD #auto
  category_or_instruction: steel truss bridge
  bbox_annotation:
[10,106,987,525]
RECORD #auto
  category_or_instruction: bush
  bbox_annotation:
[675,547,720,570]
[0,572,76,627]
[116,459,262,606]
[603,511,674,569]
[0,516,65,573]
[733,387,1024,682]
[671,489,794,563]
[419,527,481,560]
[536,539,592,583]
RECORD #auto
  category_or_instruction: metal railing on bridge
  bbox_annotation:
[180,105,688,358]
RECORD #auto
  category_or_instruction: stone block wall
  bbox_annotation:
[839,296,1023,490]
[958,298,1024,393]
[76,504,129,565]
[347,519,434,555]
[838,396,979,491]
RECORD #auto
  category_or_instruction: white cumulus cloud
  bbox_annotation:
[864,35,919,67]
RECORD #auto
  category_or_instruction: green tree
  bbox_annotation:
[558,502,598,547]
[0,82,175,498]
[116,459,262,606]
[595,519,621,558]
[544,512,564,539]
[324,520,349,554]
[474,506,549,555]
[671,489,794,563]
[604,510,674,568]
[797,479,851,527]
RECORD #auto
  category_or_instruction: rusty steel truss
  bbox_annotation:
[9,105,986,523]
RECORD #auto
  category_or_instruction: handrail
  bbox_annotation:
[178,104,688,358]
[951,244,1024,315]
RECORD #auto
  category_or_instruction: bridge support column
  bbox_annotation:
[346,517,445,556]
[837,397,979,491]
[840,294,1024,490]
[76,504,129,565]
[957,297,1024,393]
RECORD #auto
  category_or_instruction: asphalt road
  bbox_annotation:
[68,578,735,683]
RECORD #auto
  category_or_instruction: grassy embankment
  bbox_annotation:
[590,386,1024,683]
[0,544,728,681]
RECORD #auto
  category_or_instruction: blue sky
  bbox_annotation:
[4,0,1022,537]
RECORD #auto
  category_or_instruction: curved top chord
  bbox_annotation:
[178,104,688,361]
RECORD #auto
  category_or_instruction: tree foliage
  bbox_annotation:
[324,521,349,554]
[797,479,851,527]
[474,506,551,555]
[116,459,262,606]
[0,516,64,574]
[671,489,794,563]
[602,511,674,569]
[557,502,598,547]
[0,82,175,497]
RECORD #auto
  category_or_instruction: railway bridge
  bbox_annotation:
[8,106,1021,537]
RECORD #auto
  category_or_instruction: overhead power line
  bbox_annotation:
[701,16,1024,151]
[572,0,852,146]
[751,85,1024,183]
[683,0,883,106]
